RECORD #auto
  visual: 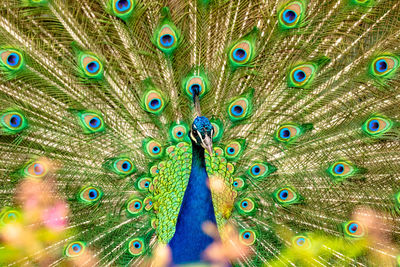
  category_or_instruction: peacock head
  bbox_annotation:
[190,116,214,155]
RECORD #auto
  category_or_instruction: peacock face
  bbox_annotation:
[190,116,214,154]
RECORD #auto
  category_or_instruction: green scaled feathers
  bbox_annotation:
[77,186,103,205]
[108,0,135,21]
[104,157,136,177]
[153,7,180,55]
[228,27,258,69]
[278,0,307,29]
[227,89,253,122]
[0,109,28,134]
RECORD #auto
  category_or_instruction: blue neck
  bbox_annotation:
[168,140,217,265]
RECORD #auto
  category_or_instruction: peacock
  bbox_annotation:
[0,0,400,266]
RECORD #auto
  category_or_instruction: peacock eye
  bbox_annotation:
[232,177,246,190]
[343,221,365,238]
[157,25,177,50]
[0,49,24,71]
[78,186,103,204]
[278,1,305,29]
[228,97,251,121]
[224,140,245,161]
[0,111,27,133]
[137,177,152,191]
[247,162,276,179]
[0,209,21,225]
[239,229,256,246]
[144,197,154,211]
[370,55,399,78]
[111,158,136,176]
[362,116,392,137]
[80,54,103,78]
[126,197,143,216]
[64,241,86,257]
[112,0,135,19]
[292,235,311,249]
[288,64,316,88]
[210,120,223,142]
[143,90,165,114]
[79,112,105,133]
[128,238,145,256]
[144,139,163,159]
[170,124,188,142]
[236,197,257,215]
[275,123,306,143]
[229,41,252,65]
[273,187,301,206]
[327,160,356,181]
[24,160,48,178]
[184,76,208,98]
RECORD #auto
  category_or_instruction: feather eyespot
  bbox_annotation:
[275,124,303,143]
[0,111,27,133]
[232,177,245,190]
[80,54,103,78]
[78,112,105,133]
[224,140,244,161]
[236,198,257,215]
[78,186,103,204]
[278,1,305,29]
[362,116,392,137]
[126,198,143,216]
[128,238,145,256]
[170,124,188,142]
[144,197,154,211]
[24,160,48,178]
[0,209,21,225]
[370,55,399,78]
[247,162,275,179]
[292,235,311,249]
[64,241,86,257]
[288,64,315,88]
[273,187,301,206]
[239,229,256,246]
[157,25,177,51]
[0,49,24,71]
[137,177,152,191]
[229,41,252,65]
[184,75,208,99]
[110,158,136,176]
[211,119,223,142]
[228,98,250,121]
[343,221,365,238]
[327,160,356,181]
[143,90,165,114]
[112,0,134,19]
[144,139,164,159]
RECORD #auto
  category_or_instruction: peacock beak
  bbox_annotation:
[201,134,213,156]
